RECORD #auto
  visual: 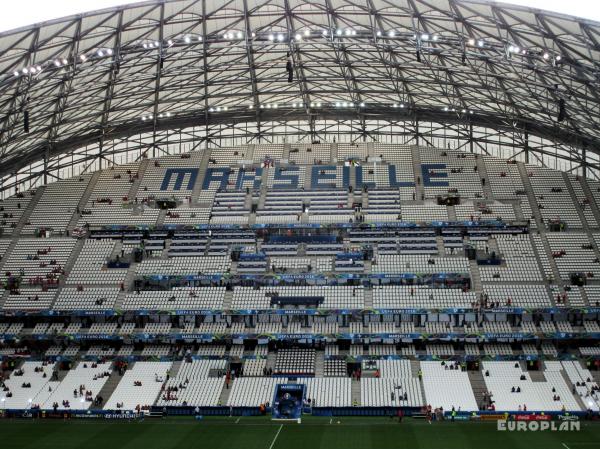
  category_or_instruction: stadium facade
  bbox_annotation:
[0,0,599,420]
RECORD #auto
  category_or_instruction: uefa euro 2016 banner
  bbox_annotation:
[160,164,451,191]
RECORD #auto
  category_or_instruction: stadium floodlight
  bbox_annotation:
[376,30,382,37]
[97,50,104,57]
[336,29,342,36]
[21,67,29,74]
[106,48,113,55]
[351,30,356,36]
[13,71,19,77]
[543,52,549,60]
[345,29,352,36]
[273,104,278,108]
[198,36,202,42]
[335,102,340,107]
[166,112,171,117]
[392,103,397,108]
[421,34,429,41]
[266,104,272,108]
[277,34,284,41]
[29,66,36,73]
[268,34,274,41]
[209,107,214,112]
[316,102,322,107]
[184,36,191,43]
[432,35,439,41]
[154,41,160,47]
[477,40,484,47]
[322,29,328,36]
[342,102,348,107]
[216,107,221,112]
[400,103,405,108]
[62,58,68,65]
[443,106,449,111]
[167,40,173,46]
[555,55,562,61]
[80,54,87,62]
[388,30,395,37]
[468,38,475,46]
[295,34,302,41]
[359,102,365,107]
[54,60,61,67]
[292,103,297,107]
[304,29,310,37]
[461,109,466,113]
[237,32,243,39]
[158,113,163,118]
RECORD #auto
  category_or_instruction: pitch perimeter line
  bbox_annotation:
[268,424,283,449]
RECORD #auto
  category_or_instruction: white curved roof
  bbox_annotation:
[0,0,599,176]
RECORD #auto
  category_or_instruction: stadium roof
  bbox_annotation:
[1,0,599,178]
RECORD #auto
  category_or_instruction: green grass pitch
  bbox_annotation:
[1,416,598,449]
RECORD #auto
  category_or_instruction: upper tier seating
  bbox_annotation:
[22,175,91,235]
